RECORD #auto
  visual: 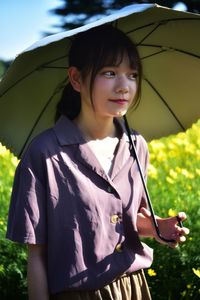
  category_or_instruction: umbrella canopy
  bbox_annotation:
[0,3,200,157]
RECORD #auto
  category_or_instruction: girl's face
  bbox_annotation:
[79,54,138,119]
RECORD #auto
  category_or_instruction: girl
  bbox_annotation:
[6,25,189,300]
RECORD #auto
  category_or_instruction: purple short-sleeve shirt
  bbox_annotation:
[6,116,153,294]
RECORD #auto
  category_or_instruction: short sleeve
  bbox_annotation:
[6,142,47,245]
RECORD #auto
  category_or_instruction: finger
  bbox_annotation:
[180,227,190,235]
[174,234,187,243]
[176,212,187,228]
[139,207,151,218]
[167,236,185,247]
[175,225,190,236]
[168,241,179,249]
[177,212,187,221]
[179,235,187,243]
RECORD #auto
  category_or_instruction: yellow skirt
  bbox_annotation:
[50,269,151,300]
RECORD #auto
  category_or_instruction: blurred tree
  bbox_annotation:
[50,0,131,30]
[0,61,5,79]
[49,0,200,31]
[0,60,11,79]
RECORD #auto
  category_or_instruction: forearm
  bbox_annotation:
[27,244,49,300]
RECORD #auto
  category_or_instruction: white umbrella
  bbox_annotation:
[0,3,199,158]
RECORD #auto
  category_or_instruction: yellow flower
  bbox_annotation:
[192,268,200,278]
[180,169,194,179]
[187,284,192,289]
[175,167,182,174]
[157,151,166,162]
[196,169,200,176]
[0,144,9,156]
[168,150,177,158]
[168,208,177,217]
[169,169,178,179]
[185,144,196,154]
[147,268,157,276]
[166,176,174,184]
[196,149,200,159]
[148,164,158,179]
[167,142,176,150]
[149,140,165,151]
[173,134,187,146]
[11,156,19,167]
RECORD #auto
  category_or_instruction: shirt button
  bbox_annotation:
[107,186,113,193]
[110,215,119,224]
[115,243,123,253]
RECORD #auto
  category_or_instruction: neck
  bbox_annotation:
[73,112,117,140]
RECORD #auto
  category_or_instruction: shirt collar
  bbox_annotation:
[53,115,135,146]
[53,116,85,146]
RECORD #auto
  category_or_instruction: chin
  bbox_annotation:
[113,110,127,117]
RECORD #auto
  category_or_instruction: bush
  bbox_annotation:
[145,120,200,299]
[0,146,27,299]
[0,121,200,299]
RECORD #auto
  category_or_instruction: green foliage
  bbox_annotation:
[0,146,27,299]
[145,120,200,299]
[0,121,200,298]
[50,0,132,30]
[0,61,6,79]
[0,60,11,79]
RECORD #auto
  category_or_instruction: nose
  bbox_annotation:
[115,76,129,94]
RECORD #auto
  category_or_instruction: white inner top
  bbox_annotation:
[87,137,119,176]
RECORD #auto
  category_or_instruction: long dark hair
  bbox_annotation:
[55,24,142,122]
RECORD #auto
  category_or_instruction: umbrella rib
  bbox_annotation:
[0,55,68,99]
[137,22,161,45]
[39,54,69,69]
[141,49,166,60]
[126,17,200,36]
[19,79,66,157]
[139,44,200,60]
[0,69,39,99]
[144,77,185,131]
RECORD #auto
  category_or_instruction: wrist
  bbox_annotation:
[137,211,158,238]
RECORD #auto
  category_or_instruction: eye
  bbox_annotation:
[128,72,138,80]
[102,71,115,78]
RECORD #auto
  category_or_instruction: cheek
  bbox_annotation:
[131,82,138,96]
[92,79,109,100]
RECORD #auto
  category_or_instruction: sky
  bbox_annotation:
[0,0,62,61]
[0,1,187,62]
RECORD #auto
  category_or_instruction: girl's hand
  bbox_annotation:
[139,207,190,248]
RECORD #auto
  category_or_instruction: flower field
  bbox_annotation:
[0,120,200,299]
[146,120,200,299]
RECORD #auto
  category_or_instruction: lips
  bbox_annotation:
[109,99,128,105]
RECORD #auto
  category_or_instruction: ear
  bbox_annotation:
[68,67,81,92]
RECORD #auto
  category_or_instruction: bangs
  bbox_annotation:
[89,36,141,76]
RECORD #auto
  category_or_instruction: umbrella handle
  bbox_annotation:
[123,115,182,243]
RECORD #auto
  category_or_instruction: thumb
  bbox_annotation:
[139,207,152,218]
[177,212,187,221]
